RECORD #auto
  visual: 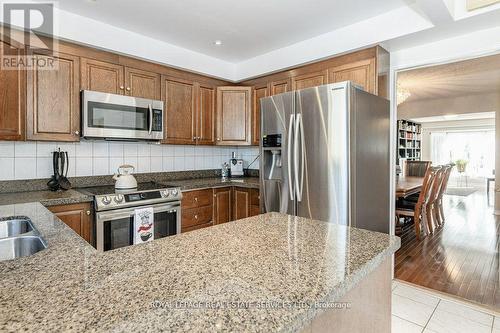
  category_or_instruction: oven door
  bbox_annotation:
[82,90,163,141]
[96,202,180,251]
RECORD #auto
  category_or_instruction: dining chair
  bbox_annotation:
[435,164,454,226]
[396,166,439,240]
[405,160,432,177]
[425,166,445,234]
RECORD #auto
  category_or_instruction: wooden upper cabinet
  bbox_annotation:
[292,71,327,90]
[0,41,25,140]
[26,51,80,141]
[328,58,376,94]
[162,76,196,144]
[216,86,252,145]
[124,67,161,99]
[252,84,268,146]
[81,58,124,94]
[197,84,215,145]
[213,187,232,225]
[270,79,290,96]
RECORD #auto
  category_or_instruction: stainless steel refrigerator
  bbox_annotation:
[260,81,390,233]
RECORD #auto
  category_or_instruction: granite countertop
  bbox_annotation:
[0,189,93,206]
[0,202,400,332]
[164,177,259,191]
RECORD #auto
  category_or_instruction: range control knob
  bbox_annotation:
[162,190,170,198]
[170,188,179,197]
[101,196,112,205]
[114,194,124,203]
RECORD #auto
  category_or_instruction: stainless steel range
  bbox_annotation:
[80,182,182,251]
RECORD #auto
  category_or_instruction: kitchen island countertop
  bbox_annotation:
[0,202,399,332]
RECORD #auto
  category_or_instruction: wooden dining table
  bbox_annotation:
[396,176,425,199]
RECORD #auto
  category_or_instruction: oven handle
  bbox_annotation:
[96,202,180,221]
[148,104,153,134]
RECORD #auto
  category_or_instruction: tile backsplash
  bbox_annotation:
[0,141,259,181]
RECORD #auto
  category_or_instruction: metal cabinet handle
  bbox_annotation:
[119,86,124,90]
[126,87,131,91]
[74,131,80,136]
[217,138,221,141]
[194,214,198,219]
[194,197,198,202]
[193,137,196,141]
[86,210,91,216]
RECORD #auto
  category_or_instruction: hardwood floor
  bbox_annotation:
[395,189,500,310]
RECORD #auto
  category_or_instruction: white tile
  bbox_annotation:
[174,145,185,156]
[14,142,36,157]
[75,157,92,177]
[212,147,222,156]
[36,142,56,157]
[184,145,195,156]
[123,156,138,170]
[184,156,195,170]
[137,158,151,173]
[108,142,124,157]
[494,316,500,329]
[173,156,184,171]
[203,146,213,156]
[137,143,151,157]
[150,156,162,172]
[36,157,52,178]
[93,142,109,157]
[0,141,15,157]
[163,156,174,172]
[93,157,109,176]
[75,141,93,157]
[392,315,423,333]
[162,145,174,157]
[392,294,436,327]
[55,143,76,157]
[123,143,138,156]
[194,146,204,156]
[109,157,124,175]
[66,156,76,177]
[14,157,37,179]
[393,284,440,308]
[426,309,491,333]
[150,144,162,157]
[436,300,493,326]
[0,158,14,180]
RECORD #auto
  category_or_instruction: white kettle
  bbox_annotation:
[113,165,138,189]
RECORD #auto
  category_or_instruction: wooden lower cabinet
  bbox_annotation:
[213,187,232,225]
[181,187,260,233]
[47,202,93,244]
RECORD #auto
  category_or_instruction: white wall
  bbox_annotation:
[0,141,259,181]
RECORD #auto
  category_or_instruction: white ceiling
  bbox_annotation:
[57,0,411,62]
[410,111,495,122]
[397,53,500,102]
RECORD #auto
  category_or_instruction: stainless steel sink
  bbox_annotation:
[0,236,47,261]
[0,218,34,238]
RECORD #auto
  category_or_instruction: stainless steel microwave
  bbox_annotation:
[82,90,164,141]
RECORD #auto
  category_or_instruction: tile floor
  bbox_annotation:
[392,280,500,333]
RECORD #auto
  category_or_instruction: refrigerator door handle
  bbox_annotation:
[288,115,295,201]
[294,113,305,202]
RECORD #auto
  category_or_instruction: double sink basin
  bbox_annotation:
[0,217,47,261]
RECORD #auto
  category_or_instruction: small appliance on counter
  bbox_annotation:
[229,152,244,177]
[47,149,72,191]
[221,162,230,179]
[113,165,138,189]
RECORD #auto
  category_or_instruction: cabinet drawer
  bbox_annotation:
[182,221,213,233]
[250,189,260,206]
[181,189,213,209]
[182,206,213,228]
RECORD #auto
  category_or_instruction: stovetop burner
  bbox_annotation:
[79,181,177,196]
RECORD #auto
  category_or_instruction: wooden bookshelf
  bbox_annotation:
[397,120,422,166]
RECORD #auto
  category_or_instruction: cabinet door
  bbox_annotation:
[233,187,250,220]
[162,76,196,144]
[216,86,252,145]
[249,188,260,217]
[270,79,290,96]
[48,202,93,244]
[213,187,232,224]
[291,71,327,90]
[124,67,161,99]
[252,84,268,146]
[0,41,25,140]
[328,58,376,94]
[196,84,215,145]
[26,52,80,141]
[81,58,125,94]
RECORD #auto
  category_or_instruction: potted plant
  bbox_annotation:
[455,159,468,173]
